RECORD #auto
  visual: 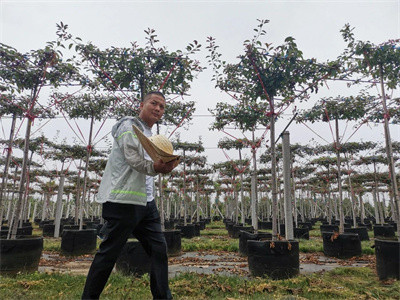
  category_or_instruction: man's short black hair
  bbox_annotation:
[143,91,165,102]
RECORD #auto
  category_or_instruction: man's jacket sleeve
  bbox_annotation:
[115,126,157,176]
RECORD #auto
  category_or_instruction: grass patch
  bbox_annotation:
[361,240,375,255]
[43,238,62,252]
[298,238,324,253]
[1,267,399,299]
[182,236,238,252]
[200,228,228,236]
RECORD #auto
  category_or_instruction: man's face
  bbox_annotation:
[139,94,166,127]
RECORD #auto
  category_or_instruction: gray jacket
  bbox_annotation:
[96,116,157,206]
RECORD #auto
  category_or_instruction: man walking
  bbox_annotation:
[82,91,176,300]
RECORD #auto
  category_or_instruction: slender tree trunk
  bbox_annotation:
[54,174,65,237]
[335,117,345,234]
[182,150,187,226]
[251,131,258,232]
[239,149,245,226]
[373,162,382,224]
[359,193,365,222]
[0,113,17,223]
[283,131,294,240]
[79,116,94,230]
[345,158,358,228]
[379,65,400,240]
[270,97,278,239]
[9,95,35,239]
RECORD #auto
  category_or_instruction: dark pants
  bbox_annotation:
[82,201,172,300]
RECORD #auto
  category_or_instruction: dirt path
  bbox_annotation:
[38,251,375,277]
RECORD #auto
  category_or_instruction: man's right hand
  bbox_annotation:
[153,159,176,174]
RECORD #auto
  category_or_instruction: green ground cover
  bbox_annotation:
[1,267,398,299]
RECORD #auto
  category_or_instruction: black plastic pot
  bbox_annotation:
[212,216,221,221]
[115,240,151,276]
[42,224,56,237]
[62,225,80,233]
[344,227,369,241]
[373,225,395,238]
[61,229,97,255]
[163,220,175,230]
[163,229,181,257]
[259,221,272,230]
[294,227,310,240]
[226,222,235,237]
[194,223,201,236]
[375,239,400,280]
[232,225,253,238]
[238,231,272,256]
[247,240,299,279]
[1,226,33,238]
[320,224,339,234]
[0,236,43,274]
[298,222,313,230]
[357,222,372,231]
[39,220,53,229]
[197,221,206,230]
[322,232,362,258]
[175,224,196,239]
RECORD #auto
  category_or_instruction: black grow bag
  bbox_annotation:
[0,236,43,274]
[232,225,253,238]
[320,224,339,234]
[375,239,400,280]
[175,224,196,239]
[115,240,151,276]
[163,229,181,257]
[61,229,97,256]
[344,227,369,241]
[0,226,33,238]
[294,227,309,240]
[239,231,272,256]
[247,240,299,279]
[42,224,56,237]
[373,225,395,238]
[259,221,272,230]
[322,232,361,259]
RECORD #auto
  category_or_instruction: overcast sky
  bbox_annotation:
[1,0,399,168]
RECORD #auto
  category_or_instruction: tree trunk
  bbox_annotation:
[379,65,400,240]
[79,116,94,230]
[283,131,294,240]
[9,94,35,239]
[270,97,278,239]
[373,162,382,224]
[251,130,258,232]
[54,174,65,237]
[335,117,345,234]
[0,113,17,223]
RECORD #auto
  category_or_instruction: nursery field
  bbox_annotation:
[0,221,399,300]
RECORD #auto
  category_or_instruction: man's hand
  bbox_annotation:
[153,159,176,174]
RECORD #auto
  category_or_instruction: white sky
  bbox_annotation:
[1,0,399,170]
